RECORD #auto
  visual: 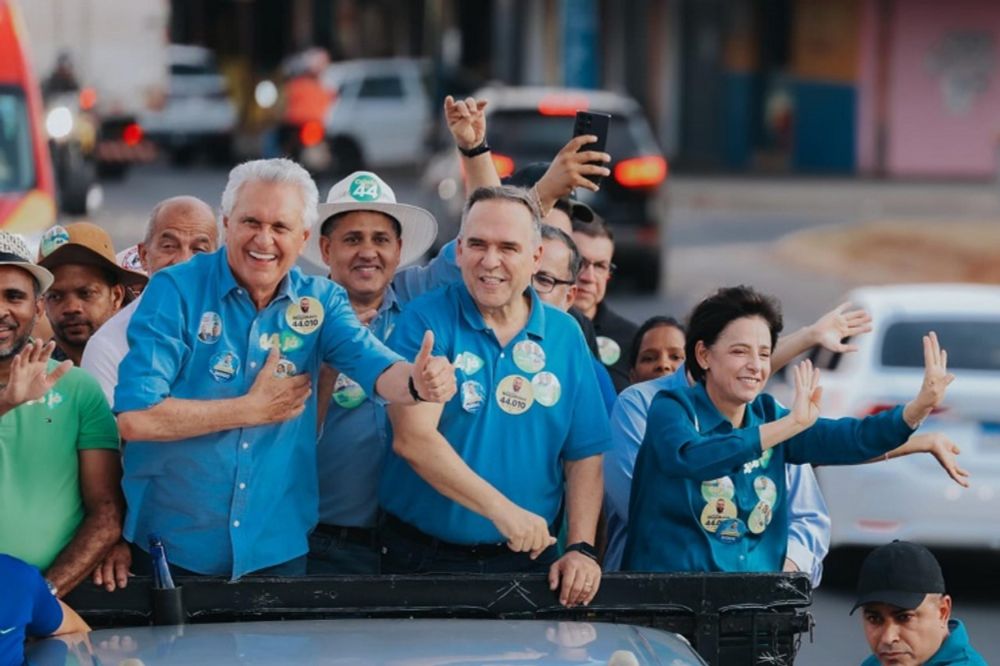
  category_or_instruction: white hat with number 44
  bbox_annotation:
[317,171,438,268]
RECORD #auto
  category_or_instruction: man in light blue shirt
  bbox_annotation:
[115,159,456,580]
[604,303,875,584]
[310,170,460,573]
[381,186,610,607]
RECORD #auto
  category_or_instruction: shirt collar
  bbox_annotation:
[215,248,295,304]
[690,381,730,433]
[932,620,970,661]
[456,284,546,340]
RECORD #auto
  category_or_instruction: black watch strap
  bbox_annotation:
[408,375,425,402]
[458,139,491,158]
[565,541,599,562]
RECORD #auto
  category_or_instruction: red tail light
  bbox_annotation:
[614,156,667,188]
[491,153,515,178]
[79,87,98,111]
[537,94,589,116]
[299,120,325,147]
[122,122,143,146]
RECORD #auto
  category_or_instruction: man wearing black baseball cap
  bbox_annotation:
[853,541,985,665]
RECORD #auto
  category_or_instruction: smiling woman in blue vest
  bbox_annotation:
[623,286,968,573]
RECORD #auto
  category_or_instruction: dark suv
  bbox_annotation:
[422,86,667,292]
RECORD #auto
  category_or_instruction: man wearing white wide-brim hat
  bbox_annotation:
[310,170,461,574]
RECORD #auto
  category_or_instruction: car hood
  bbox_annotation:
[27,618,705,665]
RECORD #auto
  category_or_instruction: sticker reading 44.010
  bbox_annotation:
[495,374,533,415]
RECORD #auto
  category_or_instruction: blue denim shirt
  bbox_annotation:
[115,248,402,578]
[316,243,460,528]
[622,380,913,573]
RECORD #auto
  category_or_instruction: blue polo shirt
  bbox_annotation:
[379,282,611,545]
[623,382,913,573]
[0,555,62,666]
[115,248,402,578]
[317,243,460,528]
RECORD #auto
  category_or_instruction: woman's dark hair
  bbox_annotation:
[629,316,685,369]
[685,285,783,384]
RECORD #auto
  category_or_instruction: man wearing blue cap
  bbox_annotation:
[854,541,985,665]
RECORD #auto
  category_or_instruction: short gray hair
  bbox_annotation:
[460,186,542,246]
[220,159,319,230]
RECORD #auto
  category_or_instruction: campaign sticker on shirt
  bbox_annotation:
[597,336,621,366]
[700,476,735,502]
[197,311,222,344]
[495,374,534,415]
[743,448,774,474]
[531,371,561,407]
[25,390,64,410]
[748,500,774,535]
[753,475,778,505]
[274,358,297,378]
[453,351,484,376]
[461,380,486,414]
[715,518,747,545]
[332,373,367,409]
[512,340,545,374]
[209,351,240,382]
[40,225,70,257]
[700,497,738,533]
[285,297,324,334]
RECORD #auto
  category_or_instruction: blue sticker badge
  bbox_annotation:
[715,518,747,545]
[197,311,222,344]
[461,380,486,413]
[209,351,240,382]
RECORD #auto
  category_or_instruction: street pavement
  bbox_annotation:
[87,162,1000,664]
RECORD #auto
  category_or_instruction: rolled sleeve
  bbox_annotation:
[114,273,190,413]
[319,288,403,397]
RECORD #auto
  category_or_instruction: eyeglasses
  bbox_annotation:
[532,271,576,294]
[580,258,616,276]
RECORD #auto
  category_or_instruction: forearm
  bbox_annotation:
[461,153,502,194]
[773,326,818,372]
[374,361,417,404]
[564,456,604,545]
[46,504,122,596]
[117,395,258,441]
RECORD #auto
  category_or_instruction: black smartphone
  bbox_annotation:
[572,110,611,186]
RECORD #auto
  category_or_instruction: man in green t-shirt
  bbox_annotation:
[0,231,122,597]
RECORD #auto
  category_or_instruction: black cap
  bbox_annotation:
[850,541,946,614]
[502,162,595,223]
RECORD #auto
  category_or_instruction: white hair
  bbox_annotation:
[220,158,319,230]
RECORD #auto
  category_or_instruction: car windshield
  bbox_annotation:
[488,110,657,160]
[881,319,1000,371]
[0,88,36,193]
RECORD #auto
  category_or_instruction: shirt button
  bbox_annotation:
[239,482,246,490]
[500,352,505,358]
[250,362,257,369]
[242,442,249,450]
[233,520,241,528]
[237,289,244,295]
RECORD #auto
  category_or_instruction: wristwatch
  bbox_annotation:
[458,139,491,158]
[408,375,426,402]
[565,541,599,562]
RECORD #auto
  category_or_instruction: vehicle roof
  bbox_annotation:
[31,618,705,665]
[847,283,1000,315]
[474,85,643,115]
[167,44,216,66]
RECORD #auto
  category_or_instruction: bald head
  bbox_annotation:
[140,196,219,274]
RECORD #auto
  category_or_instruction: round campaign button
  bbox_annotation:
[597,336,621,366]
[512,340,546,374]
[274,357,297,378]
[209,351,240,383]
[748,501,774,535]
[197,311,222,344]
[349,174,381,201]
[753,475,778,505]
[460,380,486,414]
[531,371,561,407]
[495,374,534,415]
[700,497,738,534]
[40,225,70,257]
[453,351,484,376]
[715,518,748,545]
[332,373,366,409]
[285,297,324,335]
[700,476,735,502]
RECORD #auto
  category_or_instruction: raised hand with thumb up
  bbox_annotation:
[410,330,456,404]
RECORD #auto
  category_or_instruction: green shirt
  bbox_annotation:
[0,362,119,569]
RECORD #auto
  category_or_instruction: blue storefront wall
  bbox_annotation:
[791,80,857,173]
